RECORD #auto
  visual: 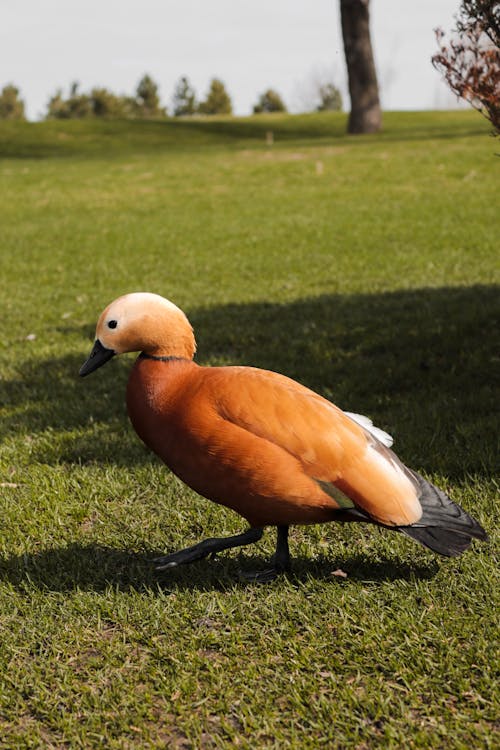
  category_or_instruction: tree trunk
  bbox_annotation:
[340,0,382,133]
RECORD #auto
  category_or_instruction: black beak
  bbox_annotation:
[79,339,115,377]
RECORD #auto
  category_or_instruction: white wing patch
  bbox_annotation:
[344,412,394,448]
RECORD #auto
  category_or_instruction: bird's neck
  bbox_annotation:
[142,325,196,360]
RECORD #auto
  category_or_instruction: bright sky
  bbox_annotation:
[1,0,463,120]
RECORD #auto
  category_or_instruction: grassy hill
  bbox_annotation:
[0,110,490,158]
[0,111,498,748]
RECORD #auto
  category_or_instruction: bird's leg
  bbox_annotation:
[273,525,291,572]
[154,527,264,571]
[240,525,291,583]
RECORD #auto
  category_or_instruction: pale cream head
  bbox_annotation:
[96,292,196,359]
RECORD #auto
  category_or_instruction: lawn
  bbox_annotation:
[0,110,498,749]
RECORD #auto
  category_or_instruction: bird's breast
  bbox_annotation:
[126,357,199,464]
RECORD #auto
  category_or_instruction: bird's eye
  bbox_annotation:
[108,320,118,329]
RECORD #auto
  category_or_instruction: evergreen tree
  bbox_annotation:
[253,89,287,114]
[135,74,166,118]
[198,78,232,115]
[172,76,197,116]
[0,84,26,120]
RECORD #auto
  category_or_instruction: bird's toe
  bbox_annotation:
[239,567,285,584]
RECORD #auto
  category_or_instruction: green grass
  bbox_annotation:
[0,110,498,749]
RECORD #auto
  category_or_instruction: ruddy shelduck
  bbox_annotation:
[80,292,487,580]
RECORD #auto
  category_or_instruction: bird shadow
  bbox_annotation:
[1,283,498,477]
[0,543,439,594]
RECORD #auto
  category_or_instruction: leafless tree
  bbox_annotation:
[432,1,500,135]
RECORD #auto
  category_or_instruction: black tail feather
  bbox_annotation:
[398,472,487,557]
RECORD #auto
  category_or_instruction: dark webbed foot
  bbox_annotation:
[154,527,263,572]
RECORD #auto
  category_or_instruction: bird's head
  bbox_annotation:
[79,292,196,377]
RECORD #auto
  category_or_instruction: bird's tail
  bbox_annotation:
[398,471,488,557]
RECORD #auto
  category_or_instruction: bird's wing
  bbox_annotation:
[209,366,422,526]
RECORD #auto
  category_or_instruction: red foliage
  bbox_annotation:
[432,2,500,135]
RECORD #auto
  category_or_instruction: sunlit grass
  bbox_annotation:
[0,111,498,748]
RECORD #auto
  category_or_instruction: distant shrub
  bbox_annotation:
[0,84,26,120]
[317,83,343,112]
[46,76,167,120]
[90,88,135,118]
[46,82,92,119]
[253,89,287,114]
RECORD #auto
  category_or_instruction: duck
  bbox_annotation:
[80,292,487,580]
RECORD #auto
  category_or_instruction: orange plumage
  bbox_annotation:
[80,292,487,578]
